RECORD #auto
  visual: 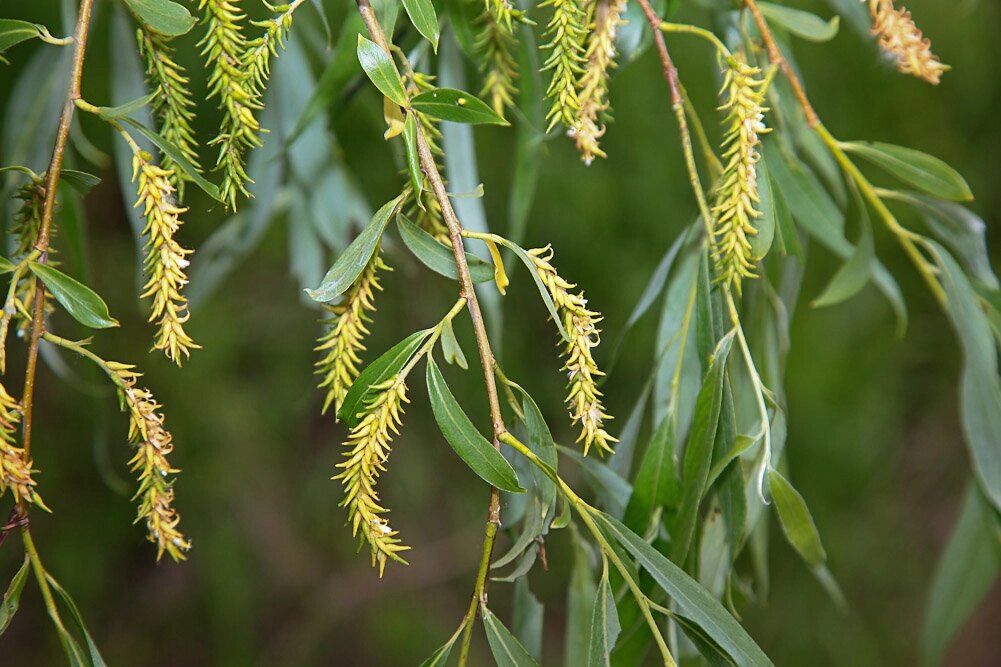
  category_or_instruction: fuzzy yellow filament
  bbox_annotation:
[112,363,191,561]
[712,56,769,293]
[868,0,947,85]
[335,378,411,575]
[529,246,616,456]
[572,0,626,164]
[0,383,44,508]
[316,250,388,415]
[132,151,199,364]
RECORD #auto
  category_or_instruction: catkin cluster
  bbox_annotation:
[868,0,947,85]
[245,2,299,106]
[0,382,43,508]
[572,0,626,164]
[477,0,524,119]
[111,363,191,561]
[541,0,588,131]
[529,246,616,456]
[403,73,449,242]
[334,378,412,576]
[712,56,769,293]
[316,250,389,415]
[132,150,199,364]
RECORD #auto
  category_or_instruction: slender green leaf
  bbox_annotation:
[402,0,440,52]
[492,237,569,340]
[513,578,544,661]
[46,573,107,667]
[403,112,423,202]
[750,157,776,261]
[440,317,468,369]
[420,622,467,667]
[586,572,621,667]
[623,413,680,533]
[0,257,16,273]
[60,169,101,194]
[356,34,408,107]
[411,88,510,126]
[566,535,596,667]
[758,2,840,42]
[483,606,540,667]
[812,206,874,308]
[29,263,118,328]
[307,195,403,302]
[843,141,973,202]
[122,0,196,36]
[121,117,221,201]
[427,358,525,493]
[0,19,57,53]
[337,328,433,426]
[396,214,494,283]
[0,557,30,636]
[508,25,544,247]
[768,469,827,566]
[92,93,156,120]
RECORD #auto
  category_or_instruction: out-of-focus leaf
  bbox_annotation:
[483,606,540,667]
[30,263,118,328]
[419,623,466,667]
[356,35,408,107]
[0,557,30,636]
[513,578,544,661]
[623,413,680,533]
[46,573,107,667]
[812,200,874,308]
[843,141,973,202]
[122,0,196,36]
[59,169,101,194]
[443,0,479,58]
[758,2,840,42]
[566,535,596,667]
[402,0,439,52]
[508,25,544,247]
[411,88,509,125]
[427,358,525,493]
[559,446,633,520]
[0,257,16,273]
[586,571,621,667]
[822,0,870,36]
[768,469,826,567]
[396,214,494,283]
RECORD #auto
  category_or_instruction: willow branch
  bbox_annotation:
[353,2,506,662]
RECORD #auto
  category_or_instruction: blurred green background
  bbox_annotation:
[1,0,1000,664]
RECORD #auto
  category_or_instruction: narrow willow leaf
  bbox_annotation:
[768,468,827,567]
[427,358,525,493]
[623,413,680,533]
[0,557,30,636]
[403,112,423,202]
[493,499,544,570]
[420,622,467,667]
[558,447,632,520]
[671,612,735,667]
[396,214,494,283]
[122,0,196,36]
[0,19,57,53]
[598,513,774,667]
[443,0,479,58]
[566,536,596,667]
[812,210,874,308]
[401,0,439,52]
[46,573,107,667]
[669,330,737,565]
[771,180,803,259]
[120,117,221,201]
[822,0,870,36]
[492,237,569,341]
[586,572,621,667]
[921,483,1001,667]
[92,93,157,120]
[483,606,541,667]
[935,244,1001,512]
[513,578,544,661]
[440,317,468,369]
[29,263,118,328]
[508,25,544,247]
[307,195,403,302]
[0,257,16,273]
[749,157,776,261]
[517,388,559,508]
[60,169,101,194]
[337,328,434,426]
[356,35,408,108]
[843,141,973,202]
[757,2,840,42]
[411,88,510,126]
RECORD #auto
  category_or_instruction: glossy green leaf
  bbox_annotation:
[402,0,440,52]
[758,2,840,42]
[396,214,494,283]
[921,483,1001,667]
[29,263,118,329]
[0,557,30,636]
[427,358,525,493]
[586,572,621,667]
[768,468,827,567]
[122,0,196,36]
[483,606,540,667]
[46,573,107,667]
[337,328,433,426]
[843,141,973,202]
[411,88,509,126]
[598,512,774,667]
[356,35,408,107]
[0,19,57,53]
[403,112,423,202]
[120,117,221,201]
[307,195,403,302]
[440,317,468,369]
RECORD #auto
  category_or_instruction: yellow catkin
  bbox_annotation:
[572,0,626,164]
[868,0,947,85]
[7,179,53,342]
[529,246,616,456]
[477,6,520,119]
[711,56,770,293]
[403,73,450,242]
[541,0,588,131]
[132,151,199,364]
[315,250,389,416]
[111,363,191,561]
[334,378,411,576]
[0,382,44,509]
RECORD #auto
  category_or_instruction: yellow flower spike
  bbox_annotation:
[315,249,389,416]
[131,150,200,364]
[0,382,46,509]
[541,0,588,132]
[401,71,451,242]
[477,6,522,119]
[711,54,770,294]
[528,246,617,456]
[334,377,412,576]
[572,0,626,164]
[868,0,948,85]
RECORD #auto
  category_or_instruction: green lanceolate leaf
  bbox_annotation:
[401,0,440,52]
[307,195,404,302]
[411,88,509,126]
[0,19,58,54]
[0,257,16,273]
[812,202,874,308]
[60,170,101,194]
[92,93,157,120]
[586,572,621,667]
[403,112,423,202]
[483,606,540,667]
[597,513,774,667]
[921,483,1001,667]
[338,328,434,426]
[356,34,408,107]
[45,573,107,667]
[492,237,569,341]
[420,622,467,667]
[566,535,597,667]
[396,214,494,283]
[513,578,544,661]
[768,468,827,567]
[440,317,468,369]
[750,156,777,261]
[427,358,525,493]
[0,557,30,636]
[757,2,840,42]
[29,263,118,329]
[120,117,221,201]
[122,0,196,36]
[843,141,973,202]
[623,413,680,534]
